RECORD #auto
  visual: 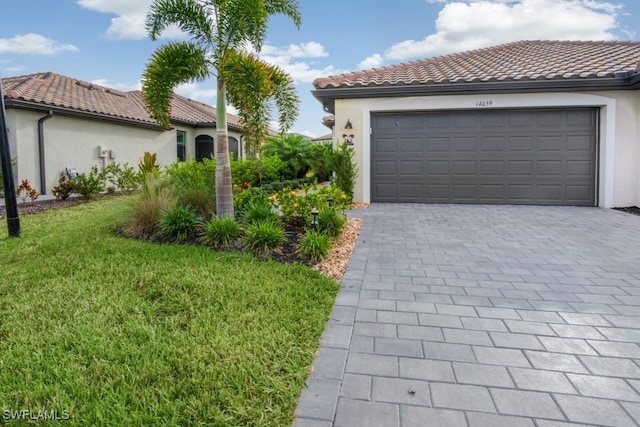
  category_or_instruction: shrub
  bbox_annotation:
[242,220,286,255]
[296,230,332,262]
[51,173,73,200]
[241,200,280,226]
[233,186,268,218]
[16,179,39,203]
[158,205,201,241]
[261,134,315,179]
[330,142,358,201]
[126,174,176,238]
[200,216,241,247]
[102,162,140,194]
[138,151,160,176]
[72,165,105,197]
[317,206,346,238]
[165,158,216,216]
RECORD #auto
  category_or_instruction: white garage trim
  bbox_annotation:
[361,93,616,207]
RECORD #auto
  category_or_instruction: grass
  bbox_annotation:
[0,196,339,426]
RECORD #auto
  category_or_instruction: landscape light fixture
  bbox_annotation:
[326,197,334,208]
[311,209,319,231]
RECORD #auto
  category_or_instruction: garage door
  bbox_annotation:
[371,108,597,206]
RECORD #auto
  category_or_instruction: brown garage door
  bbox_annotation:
[371,108,597,206]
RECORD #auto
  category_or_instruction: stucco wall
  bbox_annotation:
[10,110,172,194]
[334,91,640,208]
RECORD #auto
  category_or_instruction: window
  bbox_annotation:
[177,130,186,161]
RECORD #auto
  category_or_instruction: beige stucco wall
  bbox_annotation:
[334,90,640,208]
[9,110,173,194]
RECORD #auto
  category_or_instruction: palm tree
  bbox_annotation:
[142,0,301,218]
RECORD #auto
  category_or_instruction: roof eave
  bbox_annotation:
[312,78,640,113]
[5,99,165,131]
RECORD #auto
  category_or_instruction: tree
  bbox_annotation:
[142,0,301,218]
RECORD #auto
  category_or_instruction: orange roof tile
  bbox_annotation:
[1,72,242,129]
[313,40,640,89]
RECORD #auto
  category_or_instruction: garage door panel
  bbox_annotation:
[400,137,424,153]
[567,160,593,177]
[427,161,450,176]
[374,161,397,176]
[374,137,398,153]
[538,136,564,151]
[480,160,506,176]
[480,136,506,152]
[567,135,594,151]
[401,161,423,175]
[371,109,596,205]
[426,137,451,152]
[454,137,477,152]
[453,160,477,175]
[537,160,564,176]
[508,136,536,152]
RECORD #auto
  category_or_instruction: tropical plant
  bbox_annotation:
[142,0,301,218]
[261,134,315,179]
[317,206,346,238]
[126,174,176,238]
[158,205,201,240]
[138,151,161,176]
[102,162,140,194]
[71,165,105,198]
[51,173,74,200]
[241,200,280,226]
[330,142,358,201]
[296,230,331,262]
[200,215,241,247]
[242,220,286,255]
[16,179,39,203]
[165,158,216,215]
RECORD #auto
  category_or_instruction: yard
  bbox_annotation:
[0,196,340,425]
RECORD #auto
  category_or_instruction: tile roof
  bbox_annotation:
[313,40,640,89]
[1,72,242,129]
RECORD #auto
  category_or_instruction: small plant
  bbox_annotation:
[102,162,140,194]
[72,165,105,197]
[158,205,201,240]
[317,206,346,238]
[296,230,331,262]
[126,174,176,238]
[241,200,280,226]
[51,173,74,200]
[242,220,286,255]
[138,151,161,176]
[16,179,39,203]
[200,216,241,247]
[330,142,358,202]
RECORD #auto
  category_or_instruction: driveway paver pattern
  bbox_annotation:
[294,204,640,426]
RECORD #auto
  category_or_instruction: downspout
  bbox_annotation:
[38,110,53,194]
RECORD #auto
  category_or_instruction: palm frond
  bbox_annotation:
[146,0,214,45]
[142,42,212,128]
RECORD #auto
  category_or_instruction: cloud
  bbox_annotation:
[358,54,384,71]
[91,79,141,92]
[175,82,217,101]
[0,33,78,56]
[77,0,182,40]
[383,0,621,61]
[259,42,347,84]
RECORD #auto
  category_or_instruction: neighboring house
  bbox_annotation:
[1,72,245,195]
[312,40,640,208]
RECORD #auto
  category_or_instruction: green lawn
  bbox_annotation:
[0,196,339,426]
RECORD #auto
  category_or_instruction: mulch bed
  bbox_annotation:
[0,197,96,219]
[613,206,640,216]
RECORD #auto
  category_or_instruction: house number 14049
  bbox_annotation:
[475,100,493,107]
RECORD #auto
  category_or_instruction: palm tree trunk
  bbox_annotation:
[215,77,234,218]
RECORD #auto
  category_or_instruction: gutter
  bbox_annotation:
[37,110,53,194]
[312,76,640,113]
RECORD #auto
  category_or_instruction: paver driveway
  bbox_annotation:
[294,204,640,427]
